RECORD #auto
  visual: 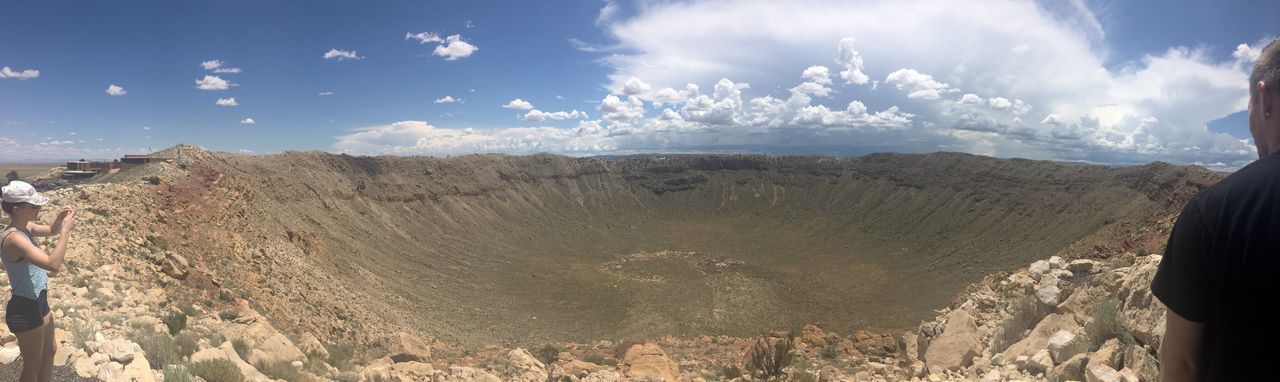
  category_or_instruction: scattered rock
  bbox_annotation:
[924,310,982,373]
[1046,330,1078,362]
[621,342,680,382]
[385,332,431,363]
[502,348,549,382]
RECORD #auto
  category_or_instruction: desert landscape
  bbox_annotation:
[0,145,1211,381]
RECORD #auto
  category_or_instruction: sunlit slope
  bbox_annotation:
[141,147,1217,345]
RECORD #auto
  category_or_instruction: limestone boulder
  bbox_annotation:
[923,310,982,373]
[621,342,680,382]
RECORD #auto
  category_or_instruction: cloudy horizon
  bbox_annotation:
[1,0,1276,170]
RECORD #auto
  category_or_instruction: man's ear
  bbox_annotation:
[1262,81,1273,118]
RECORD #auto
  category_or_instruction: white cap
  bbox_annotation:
[2,181,49,206]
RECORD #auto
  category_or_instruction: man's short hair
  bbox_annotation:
[1251,37,1280,100]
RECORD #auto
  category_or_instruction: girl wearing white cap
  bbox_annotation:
[1,181,74,382]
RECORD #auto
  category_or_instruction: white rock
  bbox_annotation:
[1067,259,1100,275]
[1085,363,1122,382]
[1036,283,1062,306]
[0,345,19,364]
[1047,330,1078,361]
[1028,349,1053,373]
[1029,260,1051,280]
[101,339,138,363]
[1048,256,1065,269]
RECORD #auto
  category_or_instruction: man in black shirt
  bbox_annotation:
[1151,37,1280,381]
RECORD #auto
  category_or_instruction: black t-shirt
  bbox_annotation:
[1151,150,1280,379]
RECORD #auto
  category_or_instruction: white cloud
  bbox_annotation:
[958,93,983,105]
[885,68,953,100]
[622,77,652,95]
[434,96,462,104]
[195,75,235,91]
[141,126,151,130]
[433,35,478,60]
[836,37,870,85]
[240,118,256,125]
[326,0,1265,168]
[405,31,444,44]
[105,84,127,96]
[801,65,832,85]
[334,120,616,156]
[323,49,364,61]
[0,67,39,80]
[1233,42,1262,62]
[596,0,620,26]
[318,91,334,96]
[503,99,534,110]
[202,59,241,73]
[600,95,646,122]
[216,97,239,106]
[522,109,589,121]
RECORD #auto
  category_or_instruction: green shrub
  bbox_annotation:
[66,319,95,350]
[147,175,161,185]
[164,311,188,335]
[535,344,560,365]
[326,341,356,371]
[745,333,794,381]
[583,354,606,365]
[820,343,839,359]
[722,364,743,379]
[256,359,317,382]
[1084,298,1136,351]
[163,364,192,382]
[993,295,1050,352]
[232,339,252,361]
[175,331,200,359]
[189,358,244,382]
[131,330,182,370]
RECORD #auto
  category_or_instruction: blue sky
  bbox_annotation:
[0,0,1275,170]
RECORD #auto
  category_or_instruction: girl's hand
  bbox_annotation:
[59,209,76,234]
[56,206,73,222]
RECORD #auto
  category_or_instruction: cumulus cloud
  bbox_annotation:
[324,49,364,61]
[328,0,1266,168]
[334,120,616,155]
[195,75,234,91]
[600,95,646,122]
[318,91,334,96]
[802,66,832,85]
[885,69,954,100]
[405,31,444,44]
[434,96,462,104]
[836,38,870,85]
[105,84,127,96]
[0,67,39,80]
[202,59,241,73]
[216,97,238,106]
[1233,42,1262,62]
[433,35,478,60]
[503,99,534,110]
[622,77,652,95]
[240,118,256,125]
[522,109,589,121]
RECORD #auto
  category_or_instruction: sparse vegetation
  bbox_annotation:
[164,311,188,335]
[745,333,795,381]
[163,364,192,382]
[257,359,318,382]
[820,343,839,359]
[66,319,95,350]
[535,343,560,365]
[993,295,1051,352]
[1083,298,1136,350]
[6,170,18,182]
[148,175,161,185]
[326,341,356,371]
[189,358,244,382]
[721,364,743,379]
[232,338,252,361]
[131,329,186,369]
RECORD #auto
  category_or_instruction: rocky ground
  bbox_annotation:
[0,147,1180,381]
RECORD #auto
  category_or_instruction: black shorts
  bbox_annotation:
[6,290,49,333]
